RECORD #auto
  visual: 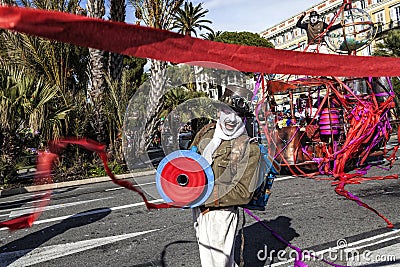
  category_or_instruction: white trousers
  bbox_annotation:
[193,207,239,267]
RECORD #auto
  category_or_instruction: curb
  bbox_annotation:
[0,169,156,197]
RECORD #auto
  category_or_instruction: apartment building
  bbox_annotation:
[260,0,400,56]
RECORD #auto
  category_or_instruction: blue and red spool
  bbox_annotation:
[156,150,214,208]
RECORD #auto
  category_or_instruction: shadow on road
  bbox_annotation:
[235,215,300,267]
[0,208,111,266]
[160,240,197,267]
[0,194,43,211]
[130,240,197,267]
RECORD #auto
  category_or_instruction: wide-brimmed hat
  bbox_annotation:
[218,85,254,116]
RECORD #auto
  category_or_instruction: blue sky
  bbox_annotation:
[190,0,323,33]
[123,0,324,34]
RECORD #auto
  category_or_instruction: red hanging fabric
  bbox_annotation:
[0,6,400,77]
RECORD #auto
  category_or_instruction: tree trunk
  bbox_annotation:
[87,0,107,144]
[139,59,168,152]
[107,0,126,161]
[108,0,126,82]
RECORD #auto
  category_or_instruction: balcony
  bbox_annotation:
[375,20,400,38]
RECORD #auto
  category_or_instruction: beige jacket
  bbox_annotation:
[191,123,261,207]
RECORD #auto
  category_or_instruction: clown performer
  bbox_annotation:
[190,85,261,267]
[296,10,342,54]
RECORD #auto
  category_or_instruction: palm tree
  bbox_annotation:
[160,87,207,117]
[87,0,108,143]
[0,65,67,184]
[127,0,183,157]
[103,56,147,162]
[0,0,89,141]
[172,1,213,37]
[171,1,213,100]
[129,0,183,29]
[108,0,126,82]
[201,30,222,41]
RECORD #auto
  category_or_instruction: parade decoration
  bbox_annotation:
[262,76,398,228]
[156,150,214,208]
[0,6,400,77]
[326,7,375,54]
[0,151,54,230]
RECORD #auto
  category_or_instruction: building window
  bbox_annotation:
[392,5,400,22]
[361,45,371,56]
[285,32,292,41]
[360,0,367,9]
[375,11,384,23]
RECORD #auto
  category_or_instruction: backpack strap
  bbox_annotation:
[230,134,251,175]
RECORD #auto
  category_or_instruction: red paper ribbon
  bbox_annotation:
[0,152,55,230]
[0,138,173,231]
[50,138,174,209]
[0,6,400,77]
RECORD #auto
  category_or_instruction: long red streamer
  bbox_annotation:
[0,152,55,230]
[1,6,400,77]
[50,138,175,209]
[0,138,173,231]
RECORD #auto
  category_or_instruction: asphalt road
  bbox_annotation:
[0,160,400,267]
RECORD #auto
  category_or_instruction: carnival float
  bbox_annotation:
[255,1,399,179]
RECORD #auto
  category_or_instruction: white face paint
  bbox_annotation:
[310,16,318,24]
[218,109,244,136]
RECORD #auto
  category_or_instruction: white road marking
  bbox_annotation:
[104,181,156,192]
[342,229,400,248]
[275,176,297,181]
[0,199,164,230]
[0,193,48,205]
[0,188,84,205]
[6,197,114,218]
[349,233,400,251]
[105,187,124,191]
[0,199,51,217]
[0,229,159,267]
